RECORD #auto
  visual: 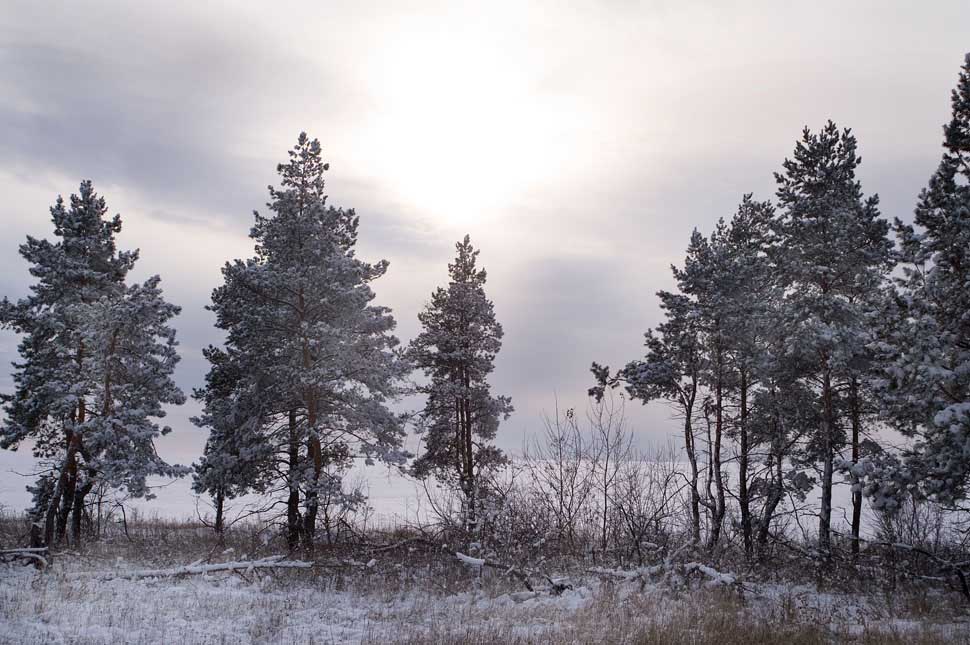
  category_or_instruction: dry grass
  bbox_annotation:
[2,513,969,644]
[374,586,969,645]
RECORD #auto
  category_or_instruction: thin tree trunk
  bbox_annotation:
[213,487,225,535]
[757,449,785,558]
[464,399,476,535]
[454,394,470,530]
[684,413,701,544]
[298,286,321,555]
[601,448,610,553]
[708,346,726,550]
[818,369,835,556]
[303,428,321,554]
[44,466,67,548]
[739,368,752,557]
[459,365,476,536]
[286,409,301,552]
[850,377,862,556]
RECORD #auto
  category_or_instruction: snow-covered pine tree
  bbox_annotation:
[71,276,187,498]
[191,345,273,535]
[771,122,893,555]
[409,235,512,535]
[864,54,970,510]
[670,227,732,550]
[0,181,185,546]
[682,197,782,553]
[593,198,776,552]
[201,133,409,552]
[716,196,777,557]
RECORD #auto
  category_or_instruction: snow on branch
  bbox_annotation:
[589,560,739,591]
[683,562,737,587]
[91,555,313,580]
[455,552,486,568]
[0,548,49,569]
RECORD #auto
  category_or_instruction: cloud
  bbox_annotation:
[1,0,969,470]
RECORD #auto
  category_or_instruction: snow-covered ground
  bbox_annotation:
[1,553,967,645]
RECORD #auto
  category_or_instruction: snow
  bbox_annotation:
[90,555,313,580]
[455,552,485,568]
[3,559,967,645]
[0,560,588,644]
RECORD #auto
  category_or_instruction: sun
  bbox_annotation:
[355,23,576,232]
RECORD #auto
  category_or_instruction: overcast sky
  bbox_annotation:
[1,1,968,471]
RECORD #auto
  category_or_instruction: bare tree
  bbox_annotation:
[523,402,596,552]
[612,442,684,565]
[589,392,634,553]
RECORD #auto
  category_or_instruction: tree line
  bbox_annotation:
[591,53,970,561]
[1,54,968,568]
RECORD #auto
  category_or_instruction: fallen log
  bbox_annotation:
[0,547,49,569]
[91,555,313,580]
[588,560,740,592]
[365,536,566,594]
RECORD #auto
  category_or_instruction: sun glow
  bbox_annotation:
[357,22,582,231]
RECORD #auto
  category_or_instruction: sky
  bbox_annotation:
[1,1,968,486]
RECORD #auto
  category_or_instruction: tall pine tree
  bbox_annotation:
[1,181,185,546]
[864,54,970,510]
[195,133,409,551]
[409,235,512,534]
[771,122,892,555]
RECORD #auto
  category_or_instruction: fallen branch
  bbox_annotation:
[587,564,663,583]
[683,562,738,587]
[589,559,740,593]
[0,548,49,569]
[365,537,428,554]
[444,545,537,592]
[91,555,313,580]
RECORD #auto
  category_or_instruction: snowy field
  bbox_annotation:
[2,535,969,645]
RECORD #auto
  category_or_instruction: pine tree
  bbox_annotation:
[197,133,409,552]
[771,122,893,555]
[864,54,970,510]
[673,227,732,550]
[72,277,186,492]
[717,196,777,556]
[191,346,273,535]
[1,182,185,546]
[593,198,776,552]
[409,235,512,534]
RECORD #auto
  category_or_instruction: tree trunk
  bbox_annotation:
[684,413,701,544]
[757,448,785,559]
[45,438,80,548]
[70,477,94,546]
[56,444,77,544]
[299,285,321,555]
[708,347,726,551]
[213,487,225,535]
[850,378,862,556]
[738,368,752,557]
[818,369,835,556]
[459,365,477,536]
[601,449,610,553]
[286,409,301,552]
